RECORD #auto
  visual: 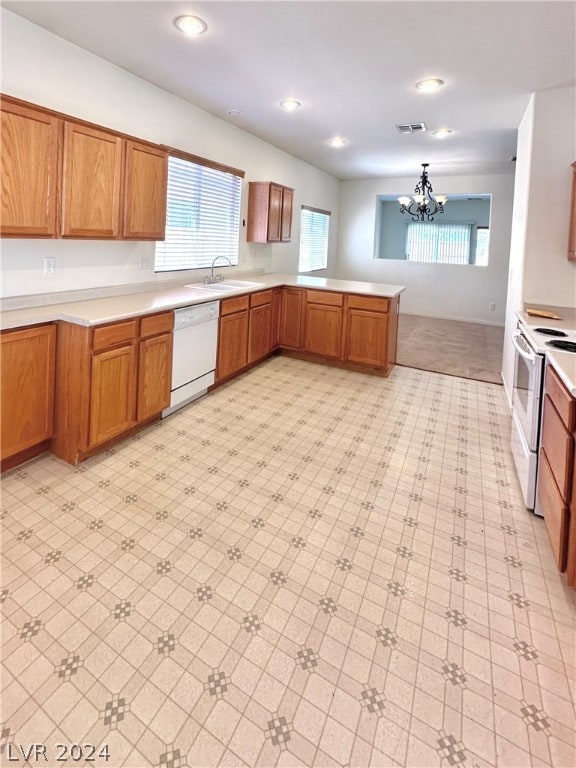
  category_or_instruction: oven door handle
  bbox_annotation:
[512,331,537,363]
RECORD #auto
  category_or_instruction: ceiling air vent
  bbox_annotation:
[396,122,427,134]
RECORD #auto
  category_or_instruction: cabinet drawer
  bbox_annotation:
[221,295,249,316]
[541,395,574,499]
[306,290,343,307]
[140,311,173,338]
[545,364,576,430]
[538,449,569,571]
[346,294,390,313]
[250,289,273,307]
[92,320,137,352]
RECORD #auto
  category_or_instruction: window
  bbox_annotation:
[155,153,243,272]
[298,206,330,272]
[475,227,490,266]
[405,222,472,264]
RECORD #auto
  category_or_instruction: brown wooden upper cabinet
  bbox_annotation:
[568,162,576,261]
[61,121,123,238]
[247,182,294,243]
[123,140,168,240]
[1,95,168,241]
[1,101,60,237]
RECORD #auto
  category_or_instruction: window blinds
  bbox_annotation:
[155,156,241,272]
[298,206,330,272]
[405,222,472,264]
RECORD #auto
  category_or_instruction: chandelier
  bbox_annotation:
[398,163,447,222]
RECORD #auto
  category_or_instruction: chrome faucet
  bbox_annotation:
[205,255,232,284]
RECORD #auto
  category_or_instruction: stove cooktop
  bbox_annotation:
[545,339,576,353]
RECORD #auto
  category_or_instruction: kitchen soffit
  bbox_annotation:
[3,0,575,180]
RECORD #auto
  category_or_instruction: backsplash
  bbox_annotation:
[0,238,268,302]
[0,267,267,311]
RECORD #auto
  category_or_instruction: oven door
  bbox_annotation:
[511,330,544,451]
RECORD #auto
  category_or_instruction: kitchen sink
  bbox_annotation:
[185,280,265,292]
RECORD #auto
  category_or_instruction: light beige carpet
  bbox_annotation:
[397,313,504,384]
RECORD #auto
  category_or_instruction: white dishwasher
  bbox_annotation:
[162,301,219,418]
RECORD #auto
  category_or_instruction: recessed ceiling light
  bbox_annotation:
[415,78,444,92]
[432,128,453,138]
[279,98,302,111]
[174,15,207,36]
[327,136,347,147]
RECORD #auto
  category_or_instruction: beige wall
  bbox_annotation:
[1,10,341,298]
[502,86,576,402]
[336,174,515,325]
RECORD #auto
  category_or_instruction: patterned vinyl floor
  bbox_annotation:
[1,356,575,768]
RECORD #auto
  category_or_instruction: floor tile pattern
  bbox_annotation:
[1,356,575,767]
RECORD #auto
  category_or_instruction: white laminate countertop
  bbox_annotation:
[0,274,406,330]
[517,307,576,396]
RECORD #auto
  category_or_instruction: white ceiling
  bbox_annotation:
[4,0,575,180]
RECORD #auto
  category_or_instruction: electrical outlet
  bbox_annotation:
[489,302,496,310]
[44,256,55,275]
[139,256,150,270]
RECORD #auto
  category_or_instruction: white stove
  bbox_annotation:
[510,318,576,513]
[526,325,576,353]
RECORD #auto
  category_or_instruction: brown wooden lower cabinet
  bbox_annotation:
[217,296,249,381]
[344,308,388,367]
[343,294,394,369]
[248,302,272,364]
[537,365,575,581]
[0,323,56,465]
[137,333,172,422]
[279,287,304,348]
[52,311,172,464]
[90,343,137,446]
[303,291,343,358]
[270,289,282,348]
[538,449,569,571]
[217,290,277,379]
[568,454,576,586]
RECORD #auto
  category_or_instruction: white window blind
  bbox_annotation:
[155,155,242,272]
[299,206,330,272]
[406,222,472,264]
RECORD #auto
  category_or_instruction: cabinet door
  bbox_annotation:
[303,304,342,358]
[567,457,576,586]
[217,311,249,380]
[267,183,283,242]
[280,187,294,242]
[123,141,168,240]
[248,303,272,364]
[344,309,388,367]
[541,395,574,499]
[89,344,136,446]
[279,288,303,349]
[270,289,282,348]
[1,101,60,237]
[137,333,172,421]
[569,162,576,261]
[62,121,123,238]
[0,325,56,459]
[538,449,568,571]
